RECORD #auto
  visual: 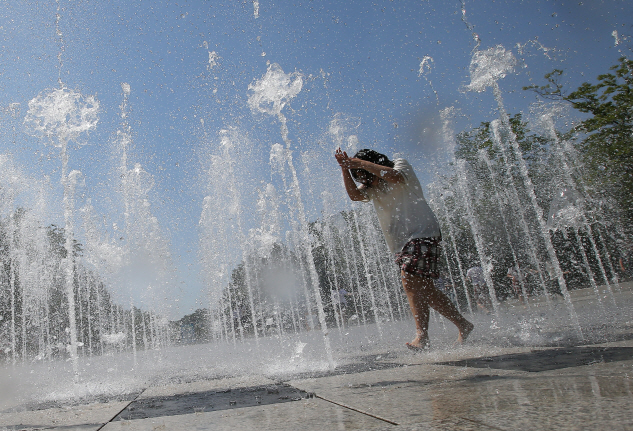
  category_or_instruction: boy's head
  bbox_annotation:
[350,149,394,186]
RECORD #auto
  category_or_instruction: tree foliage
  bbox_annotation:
[455,113,550,170]
[0,210,153,362]
[526,57,633,219]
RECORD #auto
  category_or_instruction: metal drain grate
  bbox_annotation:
[113,384,311,420]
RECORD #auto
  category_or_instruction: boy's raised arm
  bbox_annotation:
[335,148,367,201]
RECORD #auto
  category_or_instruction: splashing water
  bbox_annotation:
[24,88,99,144]
[248,63,302,119]
[465,45,516,93]
[465,46,582,338]
[24,87,99,377]
[1,3,631,413]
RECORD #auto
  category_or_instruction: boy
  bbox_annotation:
[335,148,473,349]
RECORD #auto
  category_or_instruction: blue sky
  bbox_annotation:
[0,0,630,318]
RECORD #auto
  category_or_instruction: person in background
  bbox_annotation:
[435,271,458,307]
[618,242,633,281]
[335,148,473,350]
[507,265,526,304]
[466,266,492,314]
[331,288,349,324]
[545,261,567,298]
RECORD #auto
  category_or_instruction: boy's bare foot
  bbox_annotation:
[456,320,474,344]
[406,335,430,350]
[406,342,429,351]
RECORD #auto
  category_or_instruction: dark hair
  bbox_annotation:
[350,149,394,186]
[354,149,394,167]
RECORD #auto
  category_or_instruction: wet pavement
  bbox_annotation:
[4,340,632,430]
[3,286,633,430]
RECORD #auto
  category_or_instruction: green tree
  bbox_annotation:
[451,115,561,298]
[174,308,209,344]
[525,57,633,220]
[455,113,550,170]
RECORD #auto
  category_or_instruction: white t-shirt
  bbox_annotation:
[363,158,441,253]
[466,266,485,285]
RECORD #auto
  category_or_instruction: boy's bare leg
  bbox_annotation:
[403,277,430,348]
[402,271,474,345]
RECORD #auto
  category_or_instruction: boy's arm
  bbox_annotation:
[336,149,404,184]
[340,165,368,201]
[335,147,404,185]
[335,148,367,201]
[353,159,405,184]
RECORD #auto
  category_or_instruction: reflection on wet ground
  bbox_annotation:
[287,339,633,429]
[437,345,633,372]
[428,369,633,430]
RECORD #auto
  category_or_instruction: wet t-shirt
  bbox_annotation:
[363,158,440,253]
[466,266,485,285]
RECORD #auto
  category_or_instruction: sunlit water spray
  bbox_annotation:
[428,184,474,314]
[478,149,545,303]
[249,63,334,366]
[456,159,500,313]
[25,87,99,376]
[419,56,440,104]
[536,103,619,304]
[466,45,582,338]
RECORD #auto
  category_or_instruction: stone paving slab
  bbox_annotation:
[465,400,633,431]
[0,401,128,431]
[4,338,633,430]
[289,364,524,426]
[1,425,102,431]
[101,397,389,431]
[288,343,633,428]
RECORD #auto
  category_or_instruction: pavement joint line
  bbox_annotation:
[459,416,508,431]
[94,388,147,431]
[312,394,399,426]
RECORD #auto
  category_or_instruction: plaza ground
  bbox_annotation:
[2,283,633,430]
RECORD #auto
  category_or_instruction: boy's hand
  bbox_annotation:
[335,147,369,201]
[335,147,349,167]
[335,147,360,169]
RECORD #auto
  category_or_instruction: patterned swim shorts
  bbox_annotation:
[395,237,441,279]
